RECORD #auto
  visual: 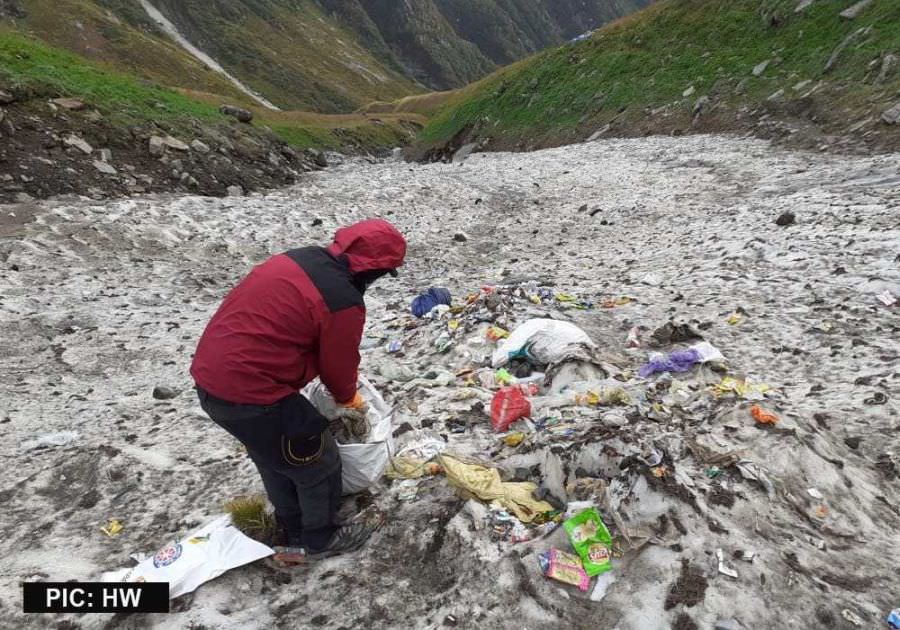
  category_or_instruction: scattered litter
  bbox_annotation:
[590,570,617,601]
[564,507,613,576]
[101,514,273,599]
[726,311,743,325]
[841,609,864,627]
[397,479,420,502]
[21,431,79,451]
[101,519,124,537]
[887,609,900,629]
[750,405,780,425]
[807,488,823,500]
[714,376,771,400]
[539,548,590,591]
[716,548,739,579]
[877,290,896,307]
[626,326,641,348]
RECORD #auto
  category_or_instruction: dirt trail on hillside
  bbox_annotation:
[0,135,898,629]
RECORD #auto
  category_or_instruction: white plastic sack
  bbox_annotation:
[101,515,273,599]
[492,318,596,368]
[302,375,394,494]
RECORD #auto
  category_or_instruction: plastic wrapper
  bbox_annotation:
[539,548,590,591]
[564,507,613,577]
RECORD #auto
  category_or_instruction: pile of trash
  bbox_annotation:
[354,280,817,602]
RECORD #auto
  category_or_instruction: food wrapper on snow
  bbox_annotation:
[492,318,596,368]
[102,515,273,599]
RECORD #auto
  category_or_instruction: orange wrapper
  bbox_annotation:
[751,405,779,425]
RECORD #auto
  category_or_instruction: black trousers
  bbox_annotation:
[196,388,342,550]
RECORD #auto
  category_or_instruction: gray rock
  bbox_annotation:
[149,136,166,157]
[767,89,785,101]
[0,90,13,104]
[714,619,746,630]
[162,136,189,151]
[63,134,93,155]
[794,0,815,11]
[98,148,112,162]
[776,211,796,226]
[693,95,711,117]
[190,139,210,154]
[92,160,117,175]
[51,97,85,110]
[840,0,872,19]
[151,386,179,400]
[219,105,253,123]
[453,232,469,243]
[587,124,611,141]
[882,102,900,125]
[682,85,695,97]
[226,185,244,197]
[878,53,897,83]
[825,27,871,73]
[752,60,770,77]
[306,149,328,168]
[452,143,478,164]
[793,79,812,91]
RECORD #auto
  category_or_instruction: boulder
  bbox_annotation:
[775,211,796,226]
[219,104,253,123]
[98,148,112,162]
[190,139,210,154]
[226,185,244,197]
[682,86,695,98]
[794,0,815,12]
[63,134,93,155]
[92,160,117,175]
[152,386,179,400]
[882,103,900,125]
[587,124,611,141]
[149,136,166,157]
[162,136,189,151]
[452,143,477,164]
[0,90,13,105]
[693,95,711,117]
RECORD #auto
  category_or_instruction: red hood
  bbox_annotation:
[327,219,407,274]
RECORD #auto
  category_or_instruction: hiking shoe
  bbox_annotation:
[308,509,384,558]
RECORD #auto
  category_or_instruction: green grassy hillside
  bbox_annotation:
[419,0,900,151]
[0,27,418,150]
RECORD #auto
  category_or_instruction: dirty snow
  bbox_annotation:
[1,135,899,629]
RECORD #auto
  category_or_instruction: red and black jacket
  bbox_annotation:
[191,219,406,405]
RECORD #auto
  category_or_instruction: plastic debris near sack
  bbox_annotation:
[303,375,395,494]
[102,515,273,599]
[492,319,596,368]
[410,287,452,318]
[438,454,554,522]
[638,341,724,378]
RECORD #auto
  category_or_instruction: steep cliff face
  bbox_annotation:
[6,0,655,110]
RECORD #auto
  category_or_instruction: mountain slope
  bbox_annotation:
[5,0,654,111]
[418,0,900,154]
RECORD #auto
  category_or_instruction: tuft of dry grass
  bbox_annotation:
[224,495,277,542]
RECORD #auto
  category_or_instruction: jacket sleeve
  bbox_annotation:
[318,305,365,404]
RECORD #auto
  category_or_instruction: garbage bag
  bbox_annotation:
[492,318,596,368]
[410,287,452,318]
[491,386,532,432]
[303,376,395,494]
[101,515,273,599]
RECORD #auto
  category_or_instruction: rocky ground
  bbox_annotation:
[0,94,328,203]
[1,134,898,629]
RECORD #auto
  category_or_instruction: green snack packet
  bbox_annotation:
[563,507,613,576]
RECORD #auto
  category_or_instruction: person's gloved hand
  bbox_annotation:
[334,392,370,441]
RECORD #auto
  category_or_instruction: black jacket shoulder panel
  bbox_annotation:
[285,247,363,312]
